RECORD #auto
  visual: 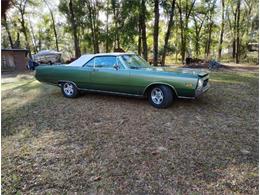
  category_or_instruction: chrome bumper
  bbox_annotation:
[195,83,210,97]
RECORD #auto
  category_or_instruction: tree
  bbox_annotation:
[43,0,59,51]
[218,0,225,60]
[11,0,30,51]
[69,0,81,57]
[138,14,142,55]
[153,0,160,66]
[85,0,100,53]
[28,15,37,52]
[235,0,241,63]
[105,0,110,52]
[176,0,196,63]
[205,0,217,58]
[191,9,206,57]
[161,0,176,66]
[59,0,81,58]
[2,12,14,48]
[2,0,257,64]
[140,0,148,60]
[111,0,120,49]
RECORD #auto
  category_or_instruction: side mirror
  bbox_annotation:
[113,64,119,70]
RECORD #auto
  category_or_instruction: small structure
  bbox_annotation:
[1,48,29,72]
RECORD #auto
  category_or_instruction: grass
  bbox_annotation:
[1,69,259,194]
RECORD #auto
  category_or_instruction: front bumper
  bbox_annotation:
[195,83,210,97]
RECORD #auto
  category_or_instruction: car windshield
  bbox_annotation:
[120,55,151,69]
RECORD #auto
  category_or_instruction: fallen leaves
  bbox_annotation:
[1,70,259,194]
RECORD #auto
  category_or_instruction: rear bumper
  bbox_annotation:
[195,83,210,97]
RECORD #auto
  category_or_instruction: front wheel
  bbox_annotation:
[61,82,79,98]
[148,85,174,108]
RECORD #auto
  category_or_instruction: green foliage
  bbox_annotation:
[1,0,258,63]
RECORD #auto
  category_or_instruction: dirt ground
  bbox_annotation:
[1,68,259,194]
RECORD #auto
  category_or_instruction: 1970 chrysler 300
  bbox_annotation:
[35,53,209,108]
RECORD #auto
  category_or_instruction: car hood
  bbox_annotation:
[142,67,208,77]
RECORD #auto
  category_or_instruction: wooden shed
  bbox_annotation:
[1,48,29,72]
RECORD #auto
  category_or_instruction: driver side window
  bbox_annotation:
[94,56,116,68]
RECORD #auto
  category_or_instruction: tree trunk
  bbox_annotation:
[217,0,225,60]
[153,0,160,66]
[232,10,237,59]
[20,13,28,47]
[177,3,185,63]
[69,0,81,58]
[92,2,99,53]
[86,2,96,53]
[92,22,99,53]
[113,3,120,49]
[44,0,59,51]
[194,20,199,57]
[138,14,142,55]
[206,21,212,58]
[179,0,196,63]
[235,0,241,64]
[193,17,199,57]
[193,15,204,58]
[195,37,199,57]
[140,0,148,60]
[14,32,21,48]
[20,11,32,57]
[2,13,14,48]
[232,39,236,58]
[106,1,109,53]
[205,6,213,59]
[28,17,37,53]
[161,0,176,66]
[91,20,97,53]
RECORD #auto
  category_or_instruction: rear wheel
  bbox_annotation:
[148,85,174,108]
[61,82,78,98]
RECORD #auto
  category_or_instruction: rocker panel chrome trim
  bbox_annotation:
[78,88,144,97]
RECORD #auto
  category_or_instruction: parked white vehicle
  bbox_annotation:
[33,50,62,65]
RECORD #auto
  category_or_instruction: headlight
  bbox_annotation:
[197,79,203,89]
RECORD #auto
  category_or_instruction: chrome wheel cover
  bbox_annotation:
[151,88,164,105]
[63,83,74,96]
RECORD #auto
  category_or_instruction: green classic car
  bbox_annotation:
[35,53,209,108]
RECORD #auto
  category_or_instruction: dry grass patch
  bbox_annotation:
[2,70,258,194]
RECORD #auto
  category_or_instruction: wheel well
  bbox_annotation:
[58,81,78,88]
[58,81,64,87]
[144,84,177,98]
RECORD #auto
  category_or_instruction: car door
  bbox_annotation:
[73,57,94,89]
[89,56,132,94]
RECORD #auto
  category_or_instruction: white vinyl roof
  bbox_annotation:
[67,54,94,67]
[66,52,134,67]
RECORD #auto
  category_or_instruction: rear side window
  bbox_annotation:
[94,56,116,68]
[85,58,95,67]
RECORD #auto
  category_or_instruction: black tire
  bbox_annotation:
[61,82,79,98]
[148,85,174,108]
